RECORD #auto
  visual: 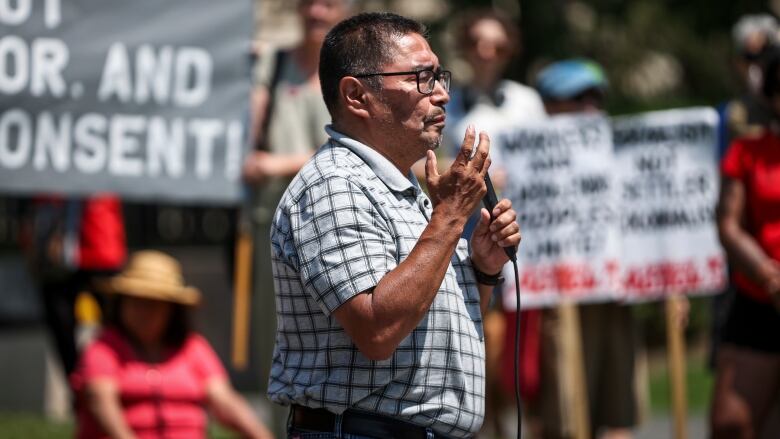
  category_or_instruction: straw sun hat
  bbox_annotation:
[99,250,201,306]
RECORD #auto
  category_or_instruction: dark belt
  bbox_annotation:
[290,405,440,439]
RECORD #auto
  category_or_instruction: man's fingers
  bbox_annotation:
[481,157,492,179]
[486,201,520,246]
[425,150,439,183]
[469,131,491,172]
[472,208,491,237]
[487,199,513,220]
[494,222,522,247]
[457,125,476,165]
[489,210,517,235]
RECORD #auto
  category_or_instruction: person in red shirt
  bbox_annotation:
[711,50,780,438]
[71,250,273,439]
[22,194,126,378]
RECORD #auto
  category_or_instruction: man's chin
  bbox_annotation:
[426,135,442,151]
[424,125,443,142]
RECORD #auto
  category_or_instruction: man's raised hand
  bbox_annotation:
[425,125,491,223]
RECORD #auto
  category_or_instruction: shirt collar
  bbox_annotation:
[325,125,419,194]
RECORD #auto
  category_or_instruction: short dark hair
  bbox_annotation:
[319,12,427,118]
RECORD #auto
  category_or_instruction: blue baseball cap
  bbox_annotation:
[535,59,608,100]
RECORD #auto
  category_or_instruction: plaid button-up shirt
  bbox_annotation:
[268,126,485,438]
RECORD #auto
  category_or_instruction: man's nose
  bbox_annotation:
[430,80,450,106]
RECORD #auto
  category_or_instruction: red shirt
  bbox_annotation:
[722,131,780,302]
[78,195,126,270]
[29,194,126,270]
[71,328,227,439]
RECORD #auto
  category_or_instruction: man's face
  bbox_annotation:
[298,0,350,44]
[370,33,450,162]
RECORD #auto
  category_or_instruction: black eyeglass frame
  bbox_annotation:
[352,68,452,95]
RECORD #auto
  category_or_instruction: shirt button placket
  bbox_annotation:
[416,193,432,221]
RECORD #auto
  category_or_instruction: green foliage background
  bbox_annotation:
[440,0,771,114]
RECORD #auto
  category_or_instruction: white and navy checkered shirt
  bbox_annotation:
[267,126,486,438]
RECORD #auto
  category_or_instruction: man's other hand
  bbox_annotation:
[470,198,521,275]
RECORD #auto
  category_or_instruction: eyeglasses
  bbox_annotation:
[353,68,452,95]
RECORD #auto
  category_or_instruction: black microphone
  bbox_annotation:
[483,173,517,261]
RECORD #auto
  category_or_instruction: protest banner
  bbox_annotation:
[613,107,726,302]
[497,114,622,309]
[0,0,252,204]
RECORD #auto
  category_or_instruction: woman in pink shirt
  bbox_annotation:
[71,250,273,439]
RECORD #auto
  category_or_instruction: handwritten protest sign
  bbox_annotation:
[499,108,725,309]
[614,107,725,302]
[498,114,621,309]
[0,0,252,203]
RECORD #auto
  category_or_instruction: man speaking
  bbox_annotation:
[267,12,521,439]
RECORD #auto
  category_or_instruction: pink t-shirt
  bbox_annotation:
[71,328,227,439]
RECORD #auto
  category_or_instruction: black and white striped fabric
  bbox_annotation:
[267,126,486,438]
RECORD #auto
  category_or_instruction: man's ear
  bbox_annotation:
[339,77,372,119]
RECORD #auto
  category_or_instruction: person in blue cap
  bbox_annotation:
[536,59,608,115]
[530,59,639,439]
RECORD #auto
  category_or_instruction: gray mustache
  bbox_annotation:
[424,111,446,123]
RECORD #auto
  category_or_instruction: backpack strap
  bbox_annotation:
[255,49,288,151]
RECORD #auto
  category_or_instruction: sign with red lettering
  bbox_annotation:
[613,107,725,302]
[497,114,621,308]
[498,108,725,309]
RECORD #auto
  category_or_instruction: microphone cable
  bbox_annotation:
[483,173,523,439]
[509,258,522,439]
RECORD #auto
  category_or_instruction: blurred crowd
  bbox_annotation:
[5,1,780,439]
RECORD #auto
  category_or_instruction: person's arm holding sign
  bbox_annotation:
[333,127,520,360]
